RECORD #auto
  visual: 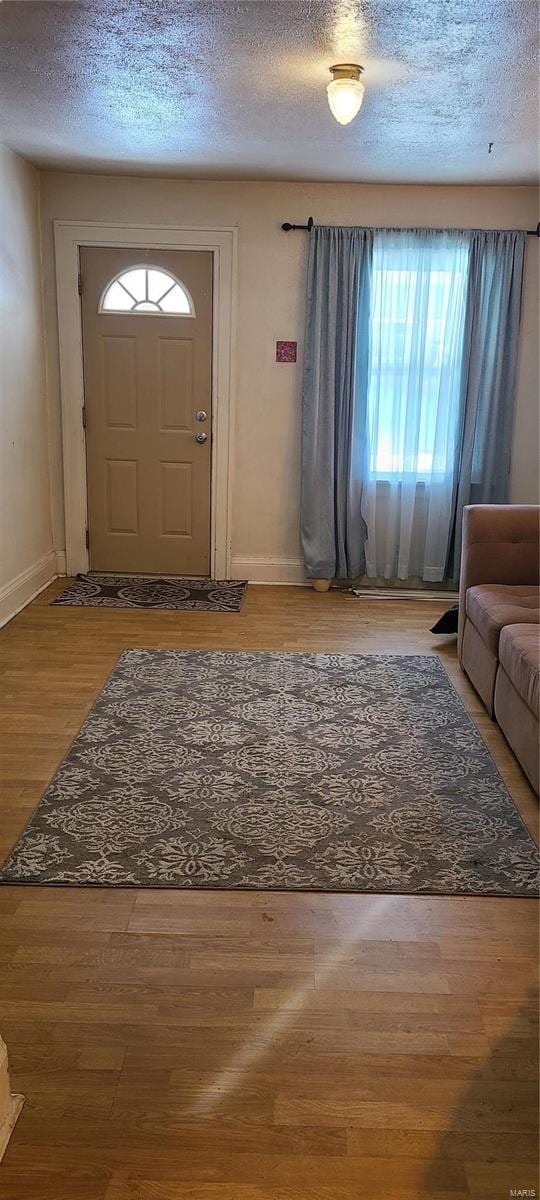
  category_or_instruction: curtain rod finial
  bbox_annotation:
[281,218,314,232]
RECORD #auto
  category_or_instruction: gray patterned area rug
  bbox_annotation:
[1,651,538,895]
[52,575,247,612]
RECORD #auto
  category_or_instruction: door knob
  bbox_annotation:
[195,410,207,422]
[195,432,208,444]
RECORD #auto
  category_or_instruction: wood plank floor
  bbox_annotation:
[0,581,538,1200]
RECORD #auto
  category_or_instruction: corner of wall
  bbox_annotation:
[0,148,57,627]
[0,552,57,630]
[36,169,58,556]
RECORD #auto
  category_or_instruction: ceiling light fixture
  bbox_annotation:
[327,63,365,125]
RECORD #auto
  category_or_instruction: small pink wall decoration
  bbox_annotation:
[276,340,297,363]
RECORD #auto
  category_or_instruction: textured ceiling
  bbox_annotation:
[0,0,538,183]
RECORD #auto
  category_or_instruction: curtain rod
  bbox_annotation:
[281,217,540,236]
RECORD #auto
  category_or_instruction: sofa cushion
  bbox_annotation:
[498,624,540,720]
[466,584,540,655]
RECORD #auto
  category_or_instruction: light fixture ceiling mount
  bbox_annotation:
[327,63,365,126]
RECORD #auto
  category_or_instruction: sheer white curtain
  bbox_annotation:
[360,230,469,582]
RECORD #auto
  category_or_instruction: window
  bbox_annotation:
[99,267,194,316]
[365,236,469,480]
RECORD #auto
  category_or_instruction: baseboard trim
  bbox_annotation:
[55,549,67,576]
[0,551,57,630]
[231,558,457,597]
[232,557,307,585]
[351,587,458,602]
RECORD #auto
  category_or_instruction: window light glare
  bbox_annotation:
[327,64,365,126]
[99,266,195,316]
[101,280,132,311]
[119,267,146,301]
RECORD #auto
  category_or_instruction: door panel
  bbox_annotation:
[106,460,139,534]
[80,247,213,575]
[158,339,193,431]
[103,338,137,428]
[161,462,192,535]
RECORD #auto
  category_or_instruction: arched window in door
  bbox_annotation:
[99,266,195,316]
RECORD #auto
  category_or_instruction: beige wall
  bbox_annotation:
[39,174,539,581]
[0,146,54,623]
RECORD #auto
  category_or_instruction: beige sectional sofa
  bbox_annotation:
[458,504,539,793]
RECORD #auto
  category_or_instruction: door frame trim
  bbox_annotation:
[54,220,237,577]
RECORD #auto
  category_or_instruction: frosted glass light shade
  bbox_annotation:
[327,76,365,125]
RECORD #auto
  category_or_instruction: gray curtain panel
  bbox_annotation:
[301,225,372,579]
[447,229,526,580]
[301,224,526,585]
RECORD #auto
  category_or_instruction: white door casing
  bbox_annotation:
[53,221,237,578]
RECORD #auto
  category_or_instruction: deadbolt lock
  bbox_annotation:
[195,410,207,422]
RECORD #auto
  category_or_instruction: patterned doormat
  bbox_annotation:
[1,651,538,895]
[51,575,247,612]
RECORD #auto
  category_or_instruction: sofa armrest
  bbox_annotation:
[458,504,540,657]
